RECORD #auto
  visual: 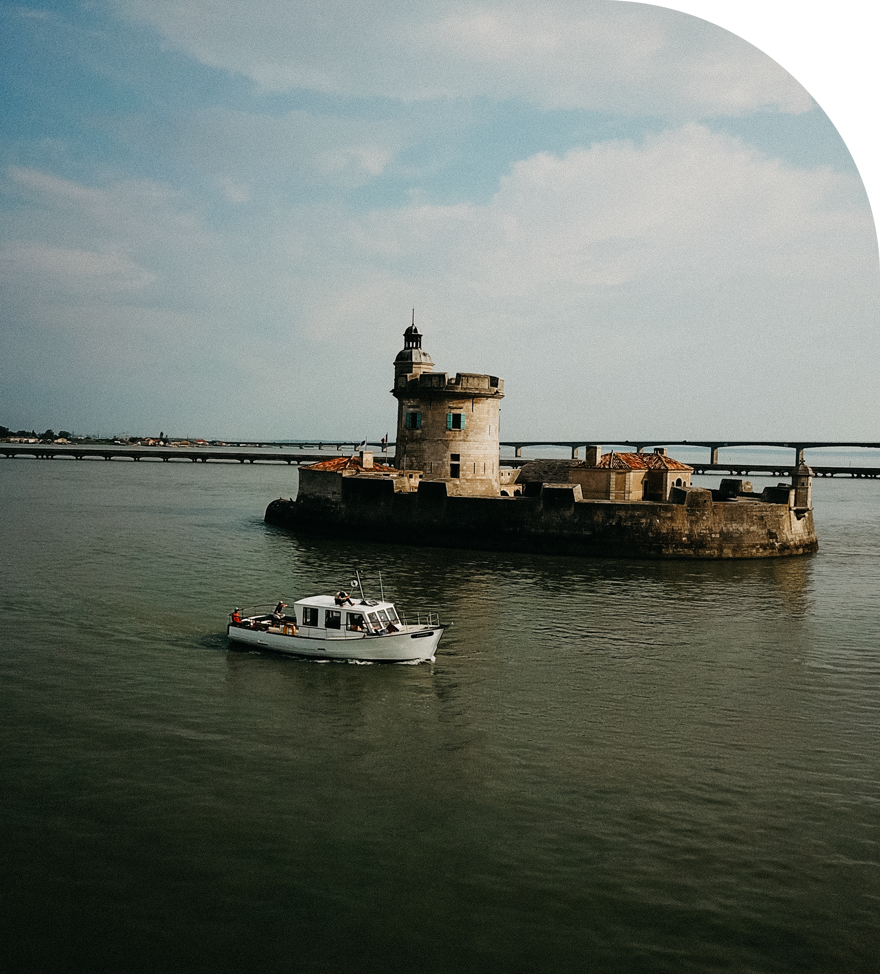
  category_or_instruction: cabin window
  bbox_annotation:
[367,612,381,631]
[302,606,319,627]
[325,609,341,630]
[387,607,400,624]
[347,612,365,631]
[377,609,390,625]
[405,411,421,430]
[446,412,465,430]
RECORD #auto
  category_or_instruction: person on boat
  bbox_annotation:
[335,591,353,606]
[231,608,242,624]
[273,601,286,623]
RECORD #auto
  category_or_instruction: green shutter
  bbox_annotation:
[446,413,452,430]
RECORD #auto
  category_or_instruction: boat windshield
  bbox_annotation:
[367,612,382,631]
[386,606,400,624]
[377,609,390,625]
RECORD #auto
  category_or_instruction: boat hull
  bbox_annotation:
[226,623,445,662]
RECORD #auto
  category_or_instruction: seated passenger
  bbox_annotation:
[335,590,354,606]
[231,608,242,624]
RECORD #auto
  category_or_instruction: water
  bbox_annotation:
[1,459,879,973]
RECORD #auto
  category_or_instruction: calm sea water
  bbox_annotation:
[2,458,879,973]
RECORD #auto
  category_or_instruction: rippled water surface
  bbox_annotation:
[2,460,879,973]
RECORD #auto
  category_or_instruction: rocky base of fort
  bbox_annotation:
[265,478,818,559]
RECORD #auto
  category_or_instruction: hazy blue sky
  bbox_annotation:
[2,0,877,441]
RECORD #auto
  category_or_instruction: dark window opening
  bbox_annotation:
[446,413,465,430]
[302,607,319,627]
[325,610,341,629]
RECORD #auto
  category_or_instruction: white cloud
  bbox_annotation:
[113,0,812,117]
[0,244,155,295]
[102,107,405,198]
[3,124,876,438]
[318,125,873,321]
[276,123,877,436]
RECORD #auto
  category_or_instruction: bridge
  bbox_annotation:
[0,444,323,464]
[2,439,879,478]
[498,439,880,465]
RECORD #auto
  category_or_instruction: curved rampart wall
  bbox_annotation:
[266,478,817,559]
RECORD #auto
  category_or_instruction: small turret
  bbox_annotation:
[792,461,813,510]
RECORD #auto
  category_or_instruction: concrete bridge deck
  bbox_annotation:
[0,444,326,464]
[3,442,879,478]
[498,439,880,465]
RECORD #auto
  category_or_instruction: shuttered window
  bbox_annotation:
[406,412,421,430]
[446,413,465,430]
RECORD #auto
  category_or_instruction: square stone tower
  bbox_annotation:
[392,320,504,496]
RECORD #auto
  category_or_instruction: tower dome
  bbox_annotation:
[394,315,433,379]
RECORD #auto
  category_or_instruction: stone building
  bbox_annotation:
[392,323,505,496]
[569,448,693,501]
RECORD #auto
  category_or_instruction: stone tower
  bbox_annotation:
[392,321,504,496]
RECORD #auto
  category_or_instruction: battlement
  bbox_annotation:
[395,370,504,397]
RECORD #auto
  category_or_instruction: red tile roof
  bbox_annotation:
[306,455,397,472]
[597,452,693,471]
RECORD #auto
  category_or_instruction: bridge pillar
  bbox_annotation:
[571,446,579,459]
[795,445,805,464]
[711,446,719,464]
[515,446,522,457]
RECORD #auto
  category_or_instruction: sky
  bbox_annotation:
[1,0,878,442]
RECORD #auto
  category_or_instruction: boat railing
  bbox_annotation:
[400,611,441,628]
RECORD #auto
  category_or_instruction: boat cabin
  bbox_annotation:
[293,595,401,635]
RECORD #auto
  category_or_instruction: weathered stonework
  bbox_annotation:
[265,477,818,559]
[266,323,818,559]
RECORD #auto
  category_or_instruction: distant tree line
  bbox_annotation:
[1,424,172,443]
[1,425,73,440]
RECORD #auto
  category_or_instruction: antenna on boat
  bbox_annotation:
[353,569,366,602]
[379,571,385,602]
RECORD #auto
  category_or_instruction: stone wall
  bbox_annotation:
[266,477,818,559]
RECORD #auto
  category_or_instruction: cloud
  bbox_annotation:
[309,124,873,323]
[2,123,876,438]
[113,0,812,117]
[104,108,405,197]
[0,244,155,295]
[275,123,877,435]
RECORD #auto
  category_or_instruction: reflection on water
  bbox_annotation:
[1,461,879,973]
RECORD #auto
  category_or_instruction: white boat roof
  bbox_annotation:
[293,594,396,612]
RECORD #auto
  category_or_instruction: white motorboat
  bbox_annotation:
[227,573,448,662]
